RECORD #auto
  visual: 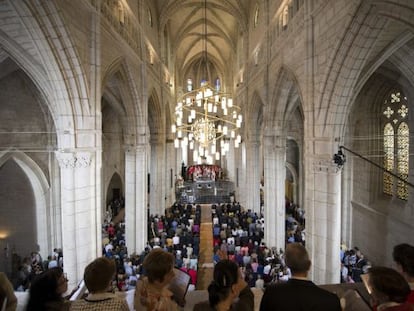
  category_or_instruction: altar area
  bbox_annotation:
[175,164,235,204]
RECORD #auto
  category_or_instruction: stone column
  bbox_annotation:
[56,151,97,288]
[225,142,236,193]
[149,141,165,216]
[125,145,148,254]
[341,155,352,245]
[165,140,175,206]
[263,135,286,250]
[175,145,184,173]
[245,139,261,213]
[306,158,341,284]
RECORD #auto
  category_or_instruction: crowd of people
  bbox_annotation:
[1,197,414,310]
[340,245,372,283]
[2,242,412,311]
[100,201,203,293]
[6,248,64,293]
[285,201,305,245]
[210,203,292,288]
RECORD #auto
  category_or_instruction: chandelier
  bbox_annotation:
[172,81,242,164]
[171,0,243,165]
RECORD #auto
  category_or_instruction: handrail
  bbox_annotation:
[339,145,414,189]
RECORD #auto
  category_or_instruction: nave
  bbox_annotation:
[0,0,414,297]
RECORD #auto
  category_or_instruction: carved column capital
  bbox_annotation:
[56,151,93,169]
[312,159,341,174]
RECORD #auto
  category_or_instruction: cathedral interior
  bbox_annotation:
[0,0,413,291]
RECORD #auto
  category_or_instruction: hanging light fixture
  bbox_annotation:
[172,0,243,165]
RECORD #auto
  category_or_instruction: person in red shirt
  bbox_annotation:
[393,244,414,304]
[188,267,197,285]
[107,223,115,239]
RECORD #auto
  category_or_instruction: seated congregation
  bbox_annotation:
[2,200,413,311]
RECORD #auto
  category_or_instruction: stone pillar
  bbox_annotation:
[341,155,352,245]
[263,135,286,250]
[165,140,175,206]
[298,145,304,208]
[245,139,261,213]
[226,142,236,186]
[125,145,148,254]
[175,145,184,173]
[149,141,165,216]
[56,151,97,288]
[306,158,341,284]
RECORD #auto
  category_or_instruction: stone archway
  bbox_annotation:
[0,152,51,263]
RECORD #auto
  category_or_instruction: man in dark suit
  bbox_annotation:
[260,243,342,311]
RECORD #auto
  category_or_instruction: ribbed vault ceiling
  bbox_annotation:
[155,0,249,82]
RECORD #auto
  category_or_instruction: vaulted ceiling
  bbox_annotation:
[154,0,251,85]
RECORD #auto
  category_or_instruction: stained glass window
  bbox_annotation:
[382,90,409,200]
[384,123,394,195]
[397,122,409,200]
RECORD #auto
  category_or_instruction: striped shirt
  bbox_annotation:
[70,292,129,311]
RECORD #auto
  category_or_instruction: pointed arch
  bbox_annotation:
[266,66,303,133]
[319,2,389,138]
[0,150,50,256]
[285,161,298,203]
[5,1,92,149]
[102,57,143,143]
[148,89,164,144]
[246,90,264,141]
[105,172,124,206]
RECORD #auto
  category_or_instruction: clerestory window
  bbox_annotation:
[382,90,409,200]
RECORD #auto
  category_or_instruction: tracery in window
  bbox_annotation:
[382,90,409,200]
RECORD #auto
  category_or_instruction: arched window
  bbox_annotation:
[397,122,409,199]
[383,123,394,195]
[382,90,409,200]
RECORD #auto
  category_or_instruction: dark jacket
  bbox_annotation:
[193,285,254,311]
[260,278,341,311]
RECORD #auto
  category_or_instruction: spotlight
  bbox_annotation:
[333,148,346,167]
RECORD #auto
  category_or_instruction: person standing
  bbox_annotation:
[260,243,341,311]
